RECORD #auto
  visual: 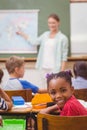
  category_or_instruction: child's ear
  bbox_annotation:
[15,67,19,73]
[71,86,74,93]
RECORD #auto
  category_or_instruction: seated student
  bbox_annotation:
[0,69,13,110]
[40,71,87,116]
[72,61,87,89]
[3,56,47,93]
[0,88,13,110]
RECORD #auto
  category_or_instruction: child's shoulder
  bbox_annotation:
[63,96,82,111]
[64,96,87,112]
[61,96,87,116]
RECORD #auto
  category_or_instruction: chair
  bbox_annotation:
[37,113,87,130]
[74,88,87,101]
[5,89,32,102]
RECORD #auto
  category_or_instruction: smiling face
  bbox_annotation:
[48,77,74,109]
[48,17,60,32]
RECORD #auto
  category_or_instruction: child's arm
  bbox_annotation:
[0,88,13,110]
[39,104,58,114]
[38,89,47,93]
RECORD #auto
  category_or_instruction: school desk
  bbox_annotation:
[0,106,32,130]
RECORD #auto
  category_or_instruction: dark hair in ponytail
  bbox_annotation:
[46,70,73,87]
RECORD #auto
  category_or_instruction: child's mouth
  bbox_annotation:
[56,100,65,105]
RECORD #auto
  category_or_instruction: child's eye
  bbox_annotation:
[50,91,56,95]
[61,89,67,93]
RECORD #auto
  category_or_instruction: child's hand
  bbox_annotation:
[39,104,58,114]
[39,108,49,114]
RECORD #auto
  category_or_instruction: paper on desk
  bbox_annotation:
[12,102,32,109]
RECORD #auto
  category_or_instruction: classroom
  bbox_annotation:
[0,0,87,130]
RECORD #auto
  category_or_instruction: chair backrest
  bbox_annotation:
[5,89,32,102]
[74,88,87,101]
[37,113,87,130]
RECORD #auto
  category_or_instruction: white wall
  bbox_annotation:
[70,3,87,56]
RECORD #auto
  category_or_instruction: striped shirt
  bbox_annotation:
[0,97,8,110]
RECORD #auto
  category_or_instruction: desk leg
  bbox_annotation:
[26,113,36,130]
[26,114,32,130]
[30,113,37,130]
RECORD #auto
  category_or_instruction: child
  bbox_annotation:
[0,88,13,110]
[3,56,47,93]
[40,71,87,116]
[0,69,13,126]
[72,61,87,89]
[0,69,13,110]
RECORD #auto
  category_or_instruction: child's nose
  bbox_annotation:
[56,92,62,98]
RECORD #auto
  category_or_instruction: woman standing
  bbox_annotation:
[17,14,68,88]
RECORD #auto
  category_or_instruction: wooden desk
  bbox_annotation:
[0,107,32,130]
[0,105,58,130]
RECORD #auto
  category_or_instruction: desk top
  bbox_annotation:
[0,106,43,115]
[31,108,43,113]
[0,99,87,115]
[0,107,32,114]
[0,102,32,114]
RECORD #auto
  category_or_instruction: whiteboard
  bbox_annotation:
[70,3,87,56]
[0,10,39,53]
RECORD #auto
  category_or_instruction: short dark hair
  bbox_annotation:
[73,61,87,79]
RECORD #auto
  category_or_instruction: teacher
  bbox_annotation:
[17,13,68,73]
[16,13,68,87]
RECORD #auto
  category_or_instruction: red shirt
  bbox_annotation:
[60,95,87,116]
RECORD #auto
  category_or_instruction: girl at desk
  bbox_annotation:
[40,71,87,116]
